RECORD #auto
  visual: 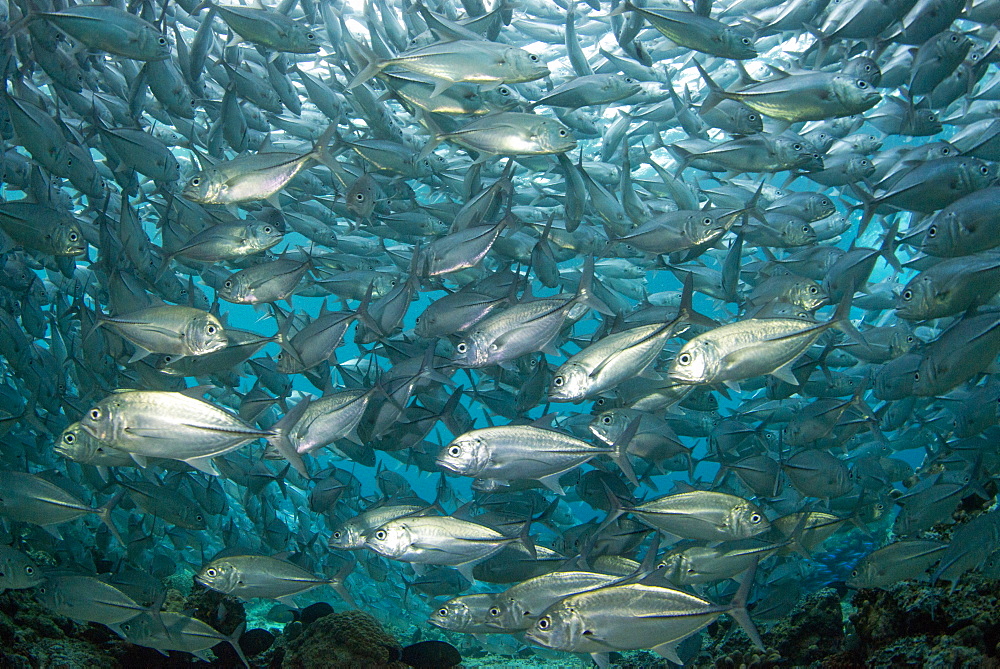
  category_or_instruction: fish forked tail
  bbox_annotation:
[345,39,387,89]
[266,396,312,478]
[327,557,358,608]
[726,559,765,652]
[693,58,728,117]
[95,490,126,547]
[609,416,641,487]
[575,255,616,317]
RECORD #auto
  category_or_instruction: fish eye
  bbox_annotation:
[558,129,567,137]
[529,54,539,61]
[914,371,920,381]
[902,290,913,301]
[625,77,635,84]
[263,226,273,234]
[809,286,818,293]
[456,342,468,353]
[24,566,33,575]
[950,34,958,41]
[489,606,500,616]
[448,445,462,457]
[307,32,316,40]
[851,570,858,577]
[438,608,448,617]
[206,325,217,334]
[158,37,167,46]
[702,217,712,225]
[553,376,564,387]
[802,226,811,233]
[224,280,233,289]
[191,177,201,186]
[792,143,802,151]
[498,86,511,96]
[69,232,79,242]
[89,408,101,420]
[750,513,762,523]
[981,166,990,175]
[63,432,75,444]
[907,336,914,343]
[333,531,341,539]
[355,193,365,200]
[678,353,692,365]
[857,80,868,88]
[538,617,551,630]
[748,114,757,121]
[601,415,612,425]
[375,530,387,541]
[205,568,217,577]
[742,37,751,45]
[196,514,203,522]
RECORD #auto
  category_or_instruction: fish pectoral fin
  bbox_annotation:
[589,653,610,669]
[429,78,454,98]
[537,472,565,495]
[638,367,663,380]
[127,347,153,363]
[129,453,149,468]
[650,641,683,665]
[185,455,220,476]
[769,362,800,385]
[275,594,299,607]
[455,561,477,583]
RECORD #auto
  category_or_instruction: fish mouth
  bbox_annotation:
[435,458,462,473]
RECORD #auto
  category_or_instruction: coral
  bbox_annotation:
[0,590,120,668]
[765,587,846,664]
[850,571,1000,667]
[281,610,408,669]
[184,580,247,636]
[692,586,846,668]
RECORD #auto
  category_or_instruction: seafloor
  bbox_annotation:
[1,564,998,668]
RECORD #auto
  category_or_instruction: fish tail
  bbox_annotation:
[266,397,312,478]
[575,255,616,316]
[515,517,537,559]
[346,40,386,89]
[607,0,633,17]
[310,124,340,171]
[97,490,126,547]
[416,111,445,161]
[610,417,640,487]
[727,560,765,651]
[828,284,864,344]
[879,218,902,273]
[226,622,251,668]
[593,479,629,536]
[848,184,878,238]
[329,558,357,607]
[693,59,726,116]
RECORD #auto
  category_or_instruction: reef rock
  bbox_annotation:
[281,610,408,669]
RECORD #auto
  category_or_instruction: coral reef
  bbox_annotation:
[849,571,1000,667]
[184,581,247,636]
[279,610,408,669]
[690,586,844,668]
[0,589,119,669]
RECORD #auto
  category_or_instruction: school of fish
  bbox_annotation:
[1,0,1000,665]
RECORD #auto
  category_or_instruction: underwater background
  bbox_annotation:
[1,0,1000,665]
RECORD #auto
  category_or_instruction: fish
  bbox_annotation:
[1,0,999,665]
[78,389,309,475]
[196,554,355,607]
